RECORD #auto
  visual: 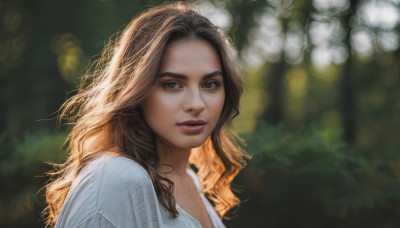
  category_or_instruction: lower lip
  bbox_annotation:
[178,124,205,134]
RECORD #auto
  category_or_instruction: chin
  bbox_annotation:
[180,142,204,150]
[179,137,208,149]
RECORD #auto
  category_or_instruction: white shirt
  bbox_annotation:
[55,155,226,228]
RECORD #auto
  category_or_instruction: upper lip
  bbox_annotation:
[177,120,208,125]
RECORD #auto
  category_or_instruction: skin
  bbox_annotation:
[141,38,225,228]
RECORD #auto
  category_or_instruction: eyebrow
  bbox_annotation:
[159,70,223,80]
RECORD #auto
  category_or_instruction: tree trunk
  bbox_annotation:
[261,59,286,125]
[340,0,359,145]
[260,16,289,126]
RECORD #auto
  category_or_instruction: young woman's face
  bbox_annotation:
[141,38,225,150]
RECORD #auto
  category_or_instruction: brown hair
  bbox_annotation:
[44,2,249,227]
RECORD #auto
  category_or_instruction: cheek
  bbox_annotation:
[218,89,226,112]
[217,96,225,115]
[142,93,180,126]
[209,92,225,119]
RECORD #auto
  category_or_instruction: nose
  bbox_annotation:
[183,87,205,113]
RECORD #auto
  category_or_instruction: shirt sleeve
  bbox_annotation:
[56,156,166,228]
[74,212,117,228]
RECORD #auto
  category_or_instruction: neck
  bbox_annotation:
[157,140,191,177]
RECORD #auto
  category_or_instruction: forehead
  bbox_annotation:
[160,38,222,74]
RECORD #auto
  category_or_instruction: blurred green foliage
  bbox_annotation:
[226,123,400,227]
[0,132,66,228]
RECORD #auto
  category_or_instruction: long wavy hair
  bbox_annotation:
[44,2,249,227]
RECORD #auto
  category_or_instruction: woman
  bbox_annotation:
[44,2,249,228]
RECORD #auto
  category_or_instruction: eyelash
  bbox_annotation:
[163,81,182,89]
[202,81,221,89]
[162,81,221,90]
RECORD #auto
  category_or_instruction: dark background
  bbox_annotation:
[1,0,399,227]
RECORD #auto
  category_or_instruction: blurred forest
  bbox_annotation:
[1,0,399,227]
